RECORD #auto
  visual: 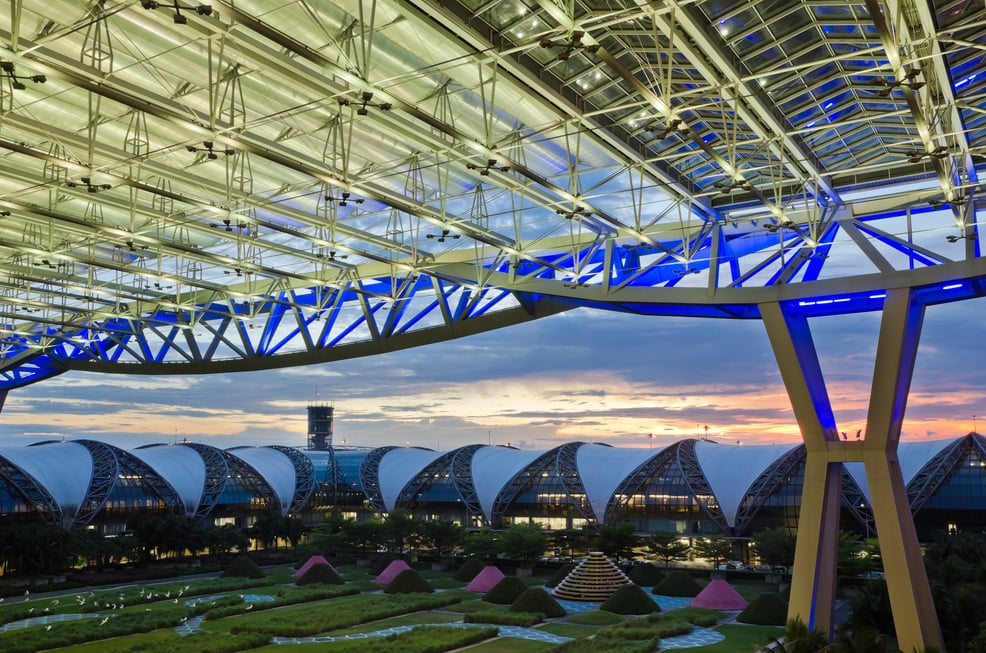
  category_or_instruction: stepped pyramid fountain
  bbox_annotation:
[552,551,631,601]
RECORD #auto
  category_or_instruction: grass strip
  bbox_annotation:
[226,593,462,638]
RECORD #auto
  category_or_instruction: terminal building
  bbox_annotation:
[0,430,982,542]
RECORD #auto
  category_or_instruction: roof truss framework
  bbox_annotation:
[0,2,980,387]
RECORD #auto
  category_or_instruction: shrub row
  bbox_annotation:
[465,610,543,627]
[203,585,359,620]
[77,576,281,613]
[0,610,184,653]
[84,631,272,653]
[228,593,461,638]
[308,625,497,653]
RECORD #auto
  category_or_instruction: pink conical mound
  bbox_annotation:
[295,555,337,578]
[465,565,505,592]
[691,578,749,610]
[374,559,411,584]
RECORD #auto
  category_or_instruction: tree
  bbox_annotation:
[497,522,548,565]
[384,508,420,557]
[550,528,589,562]
[419,519,466,559]
[462,527,499,561]
[692,534,733,569]
[751,527,796,571]
[595,522,639,563]
[644,531,691,567]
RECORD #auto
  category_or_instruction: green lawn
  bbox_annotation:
[688,624,785,653]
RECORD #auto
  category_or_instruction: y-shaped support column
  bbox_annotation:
[761,288,942,652]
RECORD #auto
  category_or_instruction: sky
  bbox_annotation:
[0,295,982,452]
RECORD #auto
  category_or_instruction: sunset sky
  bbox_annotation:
[0,296,982,452]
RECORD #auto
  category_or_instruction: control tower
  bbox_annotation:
[307,404,334,450]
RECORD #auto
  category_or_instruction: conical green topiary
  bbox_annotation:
[453,558,486,582]
[545,563,576,588]
[509,587,566,618]
[599,584,661,615]
[483,575,527,604]
[221,556,265,579]
[652,570,702,597]
[297,562,344,585]
[627,562,664,586]
[737,592,788,625]
[383,568,434,594]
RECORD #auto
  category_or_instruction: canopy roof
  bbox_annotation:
[0,1,982,388]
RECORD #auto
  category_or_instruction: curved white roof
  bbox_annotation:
[0,442,92,518]
[129,444,206,514]
[844,438,956,502]
[576,444,666,523]
[471,446,544,521]
[233,447,297,513]
[694,441,801,526]
[378,448,446,512]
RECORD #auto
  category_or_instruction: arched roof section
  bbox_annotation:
[73,440,121,528]
[450,444,485,523]
[359,446,399,512]
[472,446,543,523]
[177,443,230,519]
[0,448,64,525]
[268,446,316,514]
[907,435,976,515]
[0,442,91,523]
[845,437,957,502]
[694,441,801,527]
[130,444,207,515]
[577,443,661,523]
[603,441,684,524]
[732,444,806,535]
[677,440,729,532]
[396,445,478,509]
[378,448,445,512]
[228,447,298,514]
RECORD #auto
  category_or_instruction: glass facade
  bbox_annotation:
[0,437,982,542]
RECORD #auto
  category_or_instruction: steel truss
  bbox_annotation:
[0,453,62,526]
[268,445,317,515]
[489,444,580,527]
[359,446,398,513]
[604,442,683,525]
[907,435,978,516]
[0,2,980,388]
[396,445,477,510]
[173,442,229,521]
[732,445,807,535]
[450,445,485,525]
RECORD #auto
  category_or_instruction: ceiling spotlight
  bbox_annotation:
[67,177,111,193]
[764,220,796,233]
[324,191,363,207]
[339,91,391,115]
[466,159,510,176]
[556,206,592,220]
[426,229,460,243]
[715,177,753,194]
[141,1,212,23]
[946,233,976,243]
[906,146,949,163]
[875,67,924,97]
[210,218,248,233]
[673,267,700,276]
[0,61,46,90]
[540,30,600,61]
[187,141,234,160]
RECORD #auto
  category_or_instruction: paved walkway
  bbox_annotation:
[0,613,112,632]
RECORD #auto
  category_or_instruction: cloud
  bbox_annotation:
[0,298,981,451]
